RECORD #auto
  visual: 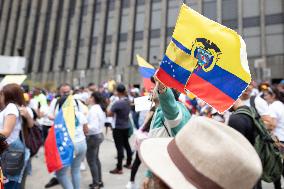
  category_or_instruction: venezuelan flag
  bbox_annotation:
[156,37,198,92]
[44,95,76,173]
[137,54,155,91]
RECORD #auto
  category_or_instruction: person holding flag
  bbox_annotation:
[45,83,88,189]
[142,78,192,189]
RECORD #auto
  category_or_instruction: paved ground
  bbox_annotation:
[26,131,278,189]
[26,132,145,189]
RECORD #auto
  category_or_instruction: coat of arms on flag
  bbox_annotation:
[156,4,251,113]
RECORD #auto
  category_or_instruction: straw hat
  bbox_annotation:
[139,116,262,189]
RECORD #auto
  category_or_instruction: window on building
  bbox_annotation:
[132,40,143,65]
[149,38,161,65]
[243,16,260,28]
[243,0,259,18]
[102,43,112,67]
[120,3,129,34]
[135,3,145,33]
[117,0,130,66]
[49,0,63,71]
[117,42,127,66]
[151,1,161,30]
[265,14,284,26]
[89,7,100,69]
[265,0,282,15]
[167,0,179,37]
[222,0,237,29]
[109,0,115,11]
[137,0,145,6]
[243,27,261,57]
[266,24,284,55]
[38,0,53,72]
[202,0,217,21]
[184,0,199,12]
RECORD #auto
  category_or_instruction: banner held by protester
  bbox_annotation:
[156,4,251,113]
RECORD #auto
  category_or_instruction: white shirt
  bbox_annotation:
[36,104,53,126]
[87,105,106,135]
[74,111,88,143]
[269,101,284,141]
[242,95,270,116]
[0,103,21,144]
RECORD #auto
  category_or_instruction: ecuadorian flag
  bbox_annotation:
[137,54,155,91]
[44,95,76,173]
[156,4,251,113]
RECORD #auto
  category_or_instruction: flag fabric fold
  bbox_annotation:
[156,4,251,113]
[137,54,156,91]
[44,96,76,173]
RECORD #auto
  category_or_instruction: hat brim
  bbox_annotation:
[139,138,197,189]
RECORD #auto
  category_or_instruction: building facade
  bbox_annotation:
[0,0,283,87]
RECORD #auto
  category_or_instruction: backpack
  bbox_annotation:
[235,106,283,182]
[21,118,43,157]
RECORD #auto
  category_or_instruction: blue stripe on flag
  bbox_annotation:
[172,38,192,55]
[139,67,156,78]
[160,55,191,85]
[54,110,74,167]
[193,66,248,100]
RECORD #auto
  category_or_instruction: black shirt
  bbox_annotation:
[228,106,256,145]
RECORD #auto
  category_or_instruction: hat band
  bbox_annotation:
[167,140,223,189]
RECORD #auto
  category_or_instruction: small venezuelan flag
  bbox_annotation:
[156,4,251,113]
[137,54,155,91]
[44,95,76,173]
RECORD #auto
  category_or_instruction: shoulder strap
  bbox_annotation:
[250,96,256,109]
[250,96,261,119]
[16,108,26,148]
[161,121,172,137]
[75,99,79,108]
[235,106,269,139]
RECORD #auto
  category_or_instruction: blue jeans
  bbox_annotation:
[56,140,87,189]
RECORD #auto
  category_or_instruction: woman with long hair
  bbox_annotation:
[263,87,284,189]
[86,92,106,189]
[0,83,34,189]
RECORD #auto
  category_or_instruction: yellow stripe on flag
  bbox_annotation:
[173,4,250,83]
[136,54,154,69]
[165,41,197,73]
[62,96,76,142]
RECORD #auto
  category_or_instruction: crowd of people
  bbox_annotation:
[0,78,283,189]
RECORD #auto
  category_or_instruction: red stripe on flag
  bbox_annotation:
[156,68,185,93]
[185,73,235,112]
[143,78,155,91]
[44,126,63,173]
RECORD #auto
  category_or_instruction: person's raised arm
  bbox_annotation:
[156,81,179,120]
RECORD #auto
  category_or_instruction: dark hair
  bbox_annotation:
[59,83,71,89]
[171,89,180,101]
[150,76,156,84]
[116,84,126,93]
[267,87,284,103]
[1,83,26,107]
[88,82,95,87]
[91,92,107,112]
